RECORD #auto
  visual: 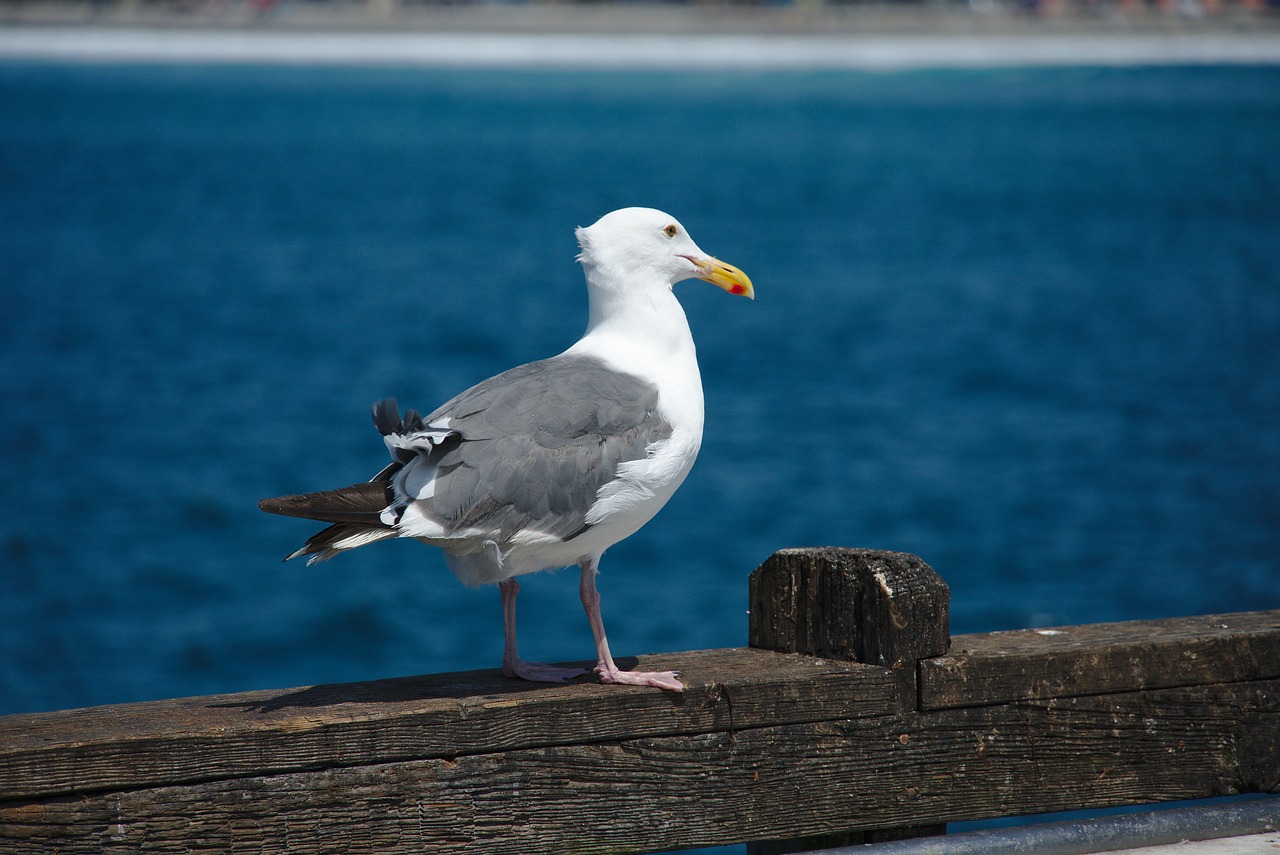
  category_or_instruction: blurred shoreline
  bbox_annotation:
[3,0,1280,68]
[4,0,1279,36]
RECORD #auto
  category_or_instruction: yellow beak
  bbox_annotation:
[692,256,754,300]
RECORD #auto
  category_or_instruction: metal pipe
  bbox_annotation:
[802,797,1280,855]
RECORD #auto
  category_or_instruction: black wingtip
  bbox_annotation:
[372,397,401,436]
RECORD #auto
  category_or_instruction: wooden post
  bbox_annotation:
[747,547,951,854]
[749,547,950,705]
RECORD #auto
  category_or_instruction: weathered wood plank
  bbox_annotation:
[922,610,1280,710]
[4,679,1275,855]
[0,647,896,802]
[749,548,950,708]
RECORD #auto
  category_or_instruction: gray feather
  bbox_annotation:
[391,354,671,542]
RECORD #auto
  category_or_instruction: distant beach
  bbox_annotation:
[3,0,1280,67]
[3,23,1280,68]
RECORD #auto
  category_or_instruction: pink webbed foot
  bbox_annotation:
[577,557,685,692]
[499,578,588,684]
[595,662,685,692]
[504,660,590,684]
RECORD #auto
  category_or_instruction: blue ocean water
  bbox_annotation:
[1,62,1278,724]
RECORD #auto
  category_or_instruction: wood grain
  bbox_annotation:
[3,679,1275,855]
[0,647,895,802]
[749,547,950,709]
[922,611,1280,709]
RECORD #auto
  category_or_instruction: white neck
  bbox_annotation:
[564,265,704,431]
[581,265,695,354]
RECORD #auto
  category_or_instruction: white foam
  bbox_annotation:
[3,27,1280,69]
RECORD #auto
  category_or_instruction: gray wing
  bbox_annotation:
[381,355,672,543]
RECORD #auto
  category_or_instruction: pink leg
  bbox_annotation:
[499,578,588,684]
[578,557,684,692]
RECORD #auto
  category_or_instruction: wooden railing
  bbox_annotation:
[2,547,1277,854]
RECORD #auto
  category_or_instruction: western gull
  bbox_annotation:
[259,207,753,691]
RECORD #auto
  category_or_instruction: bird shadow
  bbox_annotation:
[208,658,642,715]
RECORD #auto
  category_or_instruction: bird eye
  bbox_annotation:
[663,224,678,238]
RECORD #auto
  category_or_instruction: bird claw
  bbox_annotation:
[595,665,685,692]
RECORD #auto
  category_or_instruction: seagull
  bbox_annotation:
[259,207,753,691]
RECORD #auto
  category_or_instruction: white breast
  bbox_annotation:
[562,288,706,548]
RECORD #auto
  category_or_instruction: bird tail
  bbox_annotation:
[258,481,391,525]
[284,522,399,564]
[259,482,397,564]
[261,396,418,564]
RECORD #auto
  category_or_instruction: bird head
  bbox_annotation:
[576,208,754,300]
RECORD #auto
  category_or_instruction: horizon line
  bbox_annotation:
[3,26,1280,68]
